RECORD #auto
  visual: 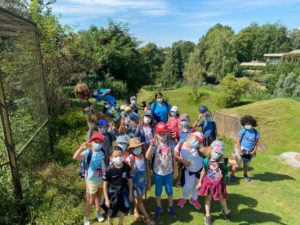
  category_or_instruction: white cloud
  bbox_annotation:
[54,0,169,17]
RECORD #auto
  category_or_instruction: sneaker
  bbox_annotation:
[189,198,202,210]
[229,174,235,182]
[243,174,251,182]
[204,216,212,225]
[83,217,90,225]
[177,198,187,208]
[168,206,176,218]
[221,208,231,220]
[96,212,105,222]
[154,207,163,219]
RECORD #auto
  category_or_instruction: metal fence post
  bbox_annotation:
[0,72,24,221]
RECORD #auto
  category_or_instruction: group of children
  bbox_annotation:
[73,84,260,225]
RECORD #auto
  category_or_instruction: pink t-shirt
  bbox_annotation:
[167,117,180,133]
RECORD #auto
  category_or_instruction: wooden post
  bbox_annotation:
[0,72,24,220]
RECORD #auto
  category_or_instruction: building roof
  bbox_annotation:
[240,61,266,67]
[263,53,286,57]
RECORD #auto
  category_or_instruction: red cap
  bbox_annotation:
[89,133,105,142]
[155,122,169,133]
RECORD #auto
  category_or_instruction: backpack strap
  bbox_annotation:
[107,132,113,143]
[177,142,185,154]
[86,149,93,166]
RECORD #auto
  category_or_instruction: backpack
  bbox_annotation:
[202,121,217,146]
[79,148,105,178]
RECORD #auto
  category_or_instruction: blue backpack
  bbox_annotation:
[79,148,105,178]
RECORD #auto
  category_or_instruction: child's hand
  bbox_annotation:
[182,160,191,168]
[105,199,110,208]
[150,138,156,146]
[195,182,202,190]
[80,142,89,151]
[129,194,133,202]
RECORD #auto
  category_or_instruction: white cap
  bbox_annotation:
[171,106,178,112]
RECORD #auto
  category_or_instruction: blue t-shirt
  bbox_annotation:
[178,128,193,143]
[150,101,171,123]
[238,128,260,151]
[83,150,105,183]
[95,88,117,106]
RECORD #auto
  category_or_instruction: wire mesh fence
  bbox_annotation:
[0,7,52,224]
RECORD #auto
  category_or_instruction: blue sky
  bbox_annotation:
[53,0,300,47]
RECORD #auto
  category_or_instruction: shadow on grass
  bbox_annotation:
[130,196,194,225]
[213,193,286,225]
[252,172,295,182]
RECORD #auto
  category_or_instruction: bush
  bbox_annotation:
[217,74,251,108]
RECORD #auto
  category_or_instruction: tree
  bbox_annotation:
[217,74,251,108]
[139,43,165,83]
[184,49,206,98]
[198,24,239,81]
[290,29,300,50]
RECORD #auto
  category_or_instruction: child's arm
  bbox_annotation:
[128,178,133,202]
[174,150,191,168]
[145,138,156,160]
[103,181,110,208]
[73,142,89,160]
[236,136,243,155]
[252,138,260,155]
[196,168,206,189]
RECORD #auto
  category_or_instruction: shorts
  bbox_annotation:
[86,180,103,195]
[133,185,146,198]
[153,172,173,197]
[233,146,253,168]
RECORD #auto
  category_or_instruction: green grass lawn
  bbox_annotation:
[34,86,300,225]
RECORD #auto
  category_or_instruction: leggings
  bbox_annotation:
[182,170,199,200]
[154,172,173,197]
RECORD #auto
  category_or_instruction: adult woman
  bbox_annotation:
[150,92,171,123]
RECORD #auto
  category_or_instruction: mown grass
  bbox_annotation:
[33,87,300,225]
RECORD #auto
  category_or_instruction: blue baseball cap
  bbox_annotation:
[97,119,108,127]
[198,105,208,114]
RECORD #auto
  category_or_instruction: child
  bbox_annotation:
[167,106,180,142]
[103,146,133,225]
[138,110,155,150]
[145,122,176,219]
[73,133,106,225]
[196,140,231,225]
[178,113,195,143]
[230,115,260,182]
[175,132,204,210]
[97,119,116,165]
[194,111,218,147]
[130,96,139,114]
[126,138,155,225]
[193,105,208,128]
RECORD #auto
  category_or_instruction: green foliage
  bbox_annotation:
[217,74,251,107]
[184,49,206,99]
[289,28,300,49]
[198,24,239,81]
[160,41,195,87]
[275,72,300,97]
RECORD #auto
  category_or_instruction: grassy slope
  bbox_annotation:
[35,87,300,225]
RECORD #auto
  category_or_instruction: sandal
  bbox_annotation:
[144,217,155,225]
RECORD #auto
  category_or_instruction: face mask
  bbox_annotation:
[143,117,151,124]
[133,147,142,155]
[112,156,123,165]
[206,117,212,122]
[159,134,167,142]
[244,125,252,130]
[170,111,177,116]
[93,143,103,151]
[181,120,189,127]
[118,143,128,152]
[130,100,137,105]
[211,152,221,161]
[189,139,199,148]
[130,125,137,131]
[99,128,107,134]
[157,98,163,103]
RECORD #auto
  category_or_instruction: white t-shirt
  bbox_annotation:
[175,142,203,172]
